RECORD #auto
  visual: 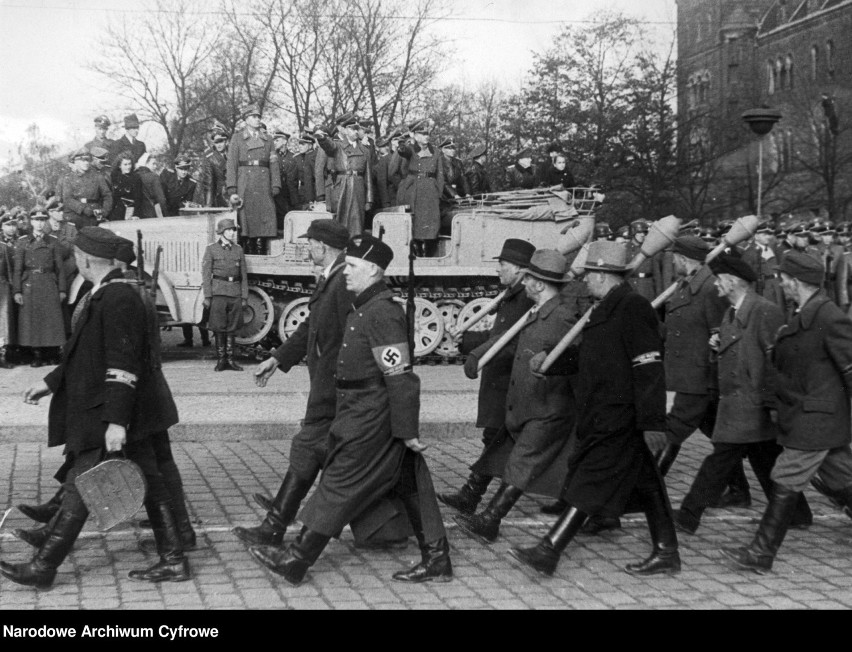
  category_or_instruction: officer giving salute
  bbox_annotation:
[201,218,248,372]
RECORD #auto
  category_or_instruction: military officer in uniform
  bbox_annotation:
[112,113,147,165]
[13,210,66,367]
[0,214,16,368]
[201,218,247,372]
[294,132,317,208]
[439,137,470,234]
[227,104,281,255]
[626,219,658,303]
[439,238,536,515]
[235,219,410,550]
[162,156,197,217]
[84,114,115,155]
[249,234,452,585]
[465,143,492,196]
[740,221,784,306]
[61,149,112,229]
[89,147,113,188]
[510,240,680,578]
[194,131,229,208]
[815,223,849,310]
[272,129,300,227]
[722,252,852,574]
[1,228,190,588]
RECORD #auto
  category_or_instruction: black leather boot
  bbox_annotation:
[0,506,87,589]
[140,459,197,553]
[0,346,14,369]
[580,515,622,535]
[625,485,681,576]
[13,520,53,549]
[249,527,330,585]
[453,483,523,545]
[810,475,852,520]
[438,471,492,515]
[655,442,681,476]
[540,499,568,515]
[509,506,588,577]
[720,483,800,575]
[233,471,313,546]
[129,502,190,583]
[226,335,243,371]
[18,487,64,524]
[214,333,228,372]
[392,493,452,583]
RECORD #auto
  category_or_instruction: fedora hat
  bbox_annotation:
[524,249,571,284]
[583,240,630,273]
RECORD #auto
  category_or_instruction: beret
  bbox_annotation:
[777,250,823,286]
[75,226,134,260]
[709,250,757,283]
[672,235,710,262]
[114,242,136,265]
[347,233,393,270]
[300,219,349,250]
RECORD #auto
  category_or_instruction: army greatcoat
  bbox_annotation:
[61,169,113,229]
[109,171,144,220]
[316,136,375,235]
[740,242,785,306]
[226,128,280,238]
[298,282,442,539]
[0,237,14,346]
[44,268,179,452]
[135,166,168,219]
[663,265,728,394]
[465,160,492,196]
[817,242,849,308]
[442,155,470,200]
[712,291,785,444]
[13,235,66,347]
[194,149,229,208]
[772,293,852,451]
[560,283,667,517]
[374,153,394,209]
[43,220,78,282]
[396,143,445,240]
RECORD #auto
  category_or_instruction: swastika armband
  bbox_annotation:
[632,352,661,368]
[106,369,138,388]
[372,343,413,376]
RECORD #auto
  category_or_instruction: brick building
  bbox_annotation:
[677,0,852,224]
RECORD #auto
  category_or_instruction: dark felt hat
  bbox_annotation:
[300,219,349,250]
[777,250,823,285]
[709,250,757,283]
[347,233,393,270]
[672,235,710,262]
[75,226,134,260]
[493,238,536,268]
[525,249,571,283]
[124,113,140,129]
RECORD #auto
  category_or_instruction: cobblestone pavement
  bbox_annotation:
[2,433,852,610]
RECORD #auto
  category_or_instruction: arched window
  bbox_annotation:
[768,61,776,94]
[778,58,787,90]
[787,55,794,90]
[827,40,835,79]
[811,45,819,79]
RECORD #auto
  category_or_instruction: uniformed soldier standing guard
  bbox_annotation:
[44,209,78,339]
[84,115,115,157]
[0,215,16,368]
[89,147,113,189]
[202,218,248,372]
[194,131,229,208]
[60,149,113,229]
[249,234,452,585]
[226,104,281,255]
[439,238,536,514]
[13,210,66,367]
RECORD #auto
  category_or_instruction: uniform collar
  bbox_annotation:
[687,265,713,295]
[353,280,390,309]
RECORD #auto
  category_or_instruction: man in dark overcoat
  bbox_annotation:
[272,129,298,227]
[438,137,470,234]
[509,240,680,578]
[0,215,16,368]
[674,252,812,535]
[249,234,452,585]
[194,131,229,208]
[396,119,445,257]
[226,104,281,254]
[235,220,410,550]
[111,113,147,166]
[722,252,852,573]
[161,156,197,217]
[61,149,113,229]
[1,228,190,589]
[13,210,66,367]
[201,218,247,372]
[504,148,537,190]
[439,239,535,514]
[465,144,492,196]
[294,133,317,207]
[454,249,578,545]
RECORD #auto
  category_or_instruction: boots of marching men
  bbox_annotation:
[392,491,452,584]
[17,487,65,524]
[139,458,198,553]
[624,479,681,576]
[249,526,331,586]
[233,470,316,547]
[509,506,589,577]
[438,470,493,516]
[128,501,190,582]
[453,482,523,544]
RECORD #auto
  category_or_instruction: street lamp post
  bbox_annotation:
[742,107,782,218]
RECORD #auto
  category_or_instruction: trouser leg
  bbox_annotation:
[677,442,746,534]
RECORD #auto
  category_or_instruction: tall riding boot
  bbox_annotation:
[721,483,801,574]
[18,487,65,524]
[13,506,61,549]
[453,482,523,544]
[129,502,190,583]
[625,487,681,576]
[509,506,588,577]
[140,460,197,553]
[0,346,14,369]
[392,493,452,583]
[214,333,228,372]
[233,471,314,546]
[0,505,87,589]
[226,335,243,371]
[30,347,44,368]
[655,442,681,476]
[810,474,852,521]
[438,470,492,515]
[249,526,330,585]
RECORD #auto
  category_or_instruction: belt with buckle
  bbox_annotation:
[409,171,436,179]
[239,160,270,168]
[343,170,364,177]
[213,275,239,283]
[336,376,384,390]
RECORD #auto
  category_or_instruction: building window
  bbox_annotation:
[787,55,794,90]
[768,61,776,94]
[784,129,794,171]
[827,40,835,80]
[811,45,819,80]
[778,58,787,90]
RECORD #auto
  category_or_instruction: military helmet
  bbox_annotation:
[699,225,719,244]
[594,222,612,240]
[629,219,649,237]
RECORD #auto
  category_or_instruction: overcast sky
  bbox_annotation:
[0,0,676,165]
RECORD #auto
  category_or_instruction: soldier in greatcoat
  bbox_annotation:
[0,215,16,368]
[374,130,403,210]
[722,252,852,574]
[89,147,113,189]
[314,116,374,236]
[740,221,785,306]
[294,133,317,207]
[111,113,147,165]
[396,119,445,257]
[674,252,812,535]
[235,220,411,550]
[1,228,189,589]
[625,220,658,303]
[226,104,281,254]
[814,223,849,310]
[13,210,66,367]
[61,149,113,229]
[44,210,78,339]
[454,249,578,545]
[161,156,197,217]
[194,131,229,208]
[272,130,300,227]
[439,239,536,514]
[201,218,248,372]
[510,240,680,578]
[249,234,452,585]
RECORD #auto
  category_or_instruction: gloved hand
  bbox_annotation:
[464,353,480,380]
